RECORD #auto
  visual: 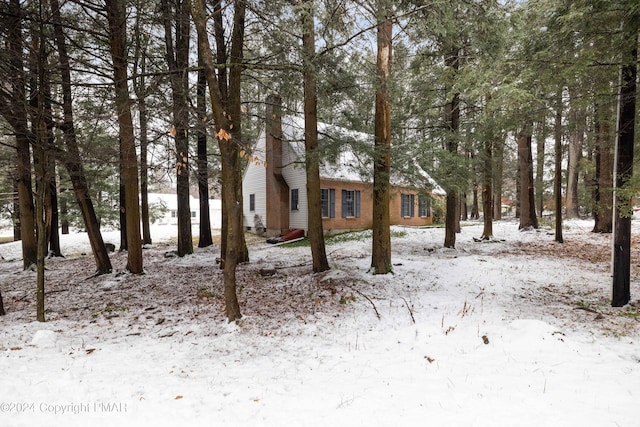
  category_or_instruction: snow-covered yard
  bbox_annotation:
[0,220,639,427]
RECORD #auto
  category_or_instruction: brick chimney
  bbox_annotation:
[264,94,289,236]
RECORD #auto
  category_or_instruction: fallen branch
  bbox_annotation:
[400,296,415,324]
[345,284,380,320]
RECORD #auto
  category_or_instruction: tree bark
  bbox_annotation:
[592,101,613,233]
[6,0,37,269]
[106,0,143,273]
[371,1,392,273]
[132,12,153,246]
[191,0,244,321]
[612,17,637,307]
[196,51,213,248]
[566,96,584,219]
[493,137,504,220]
[481,139,493,239]
[517,125,538,230]
[0,289,5,316]
[32,18,49,321]
[535,121,546,218]
[444,47,460,248]
[554,91,564,243]
[162,0,193,257]
[301,0,329,273]
[51,0,112,273]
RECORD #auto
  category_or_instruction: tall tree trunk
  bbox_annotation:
[554,91,564,243]
[0,289,5,316]
[33,15,48,321]
[460,192,468,220]
[162,0,193,257]
[35,128,47,322]
[191,0,245,321]
[517,124,538,230]
[371,1,392,273]
[132,7,152,246]
[30,28,61,260]
[592,101,613,233]
[50,0,112,273]
[119,153,127,251]
[481,139,493,239]
[444,46,460,248]
[493,137,503,220]
[211,0,248,266]
[535,121,546,218]
[229,1,249,265]
[471,185,479,220]
[12,172,21,241]
[138,95,152,246]
[566,95,584,219]
[301,0,329,273]
[612,17,637,307]
[7,0,37,269]
[106,0,143,273]
[196,52,213,247]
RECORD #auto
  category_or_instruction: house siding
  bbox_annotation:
[242,130,268,231]
[242,104,440,236]
[319,180,433,233]
[320,180,373,233]
[281,139,309,232]
[389,187,434,227]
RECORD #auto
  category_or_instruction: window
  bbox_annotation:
[401,194,415,218]
[170,210,177,218]
[418,195,431,217]
[291,189,299,211]
[341,190,361,218]
[249,194,255,212]
[191,211,197,218]
[320,188,336,218]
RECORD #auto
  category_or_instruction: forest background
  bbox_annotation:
[0,0,639,321]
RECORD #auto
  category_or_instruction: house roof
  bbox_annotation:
[278,116,445,195]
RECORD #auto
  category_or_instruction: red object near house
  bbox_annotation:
[266,228,305,244]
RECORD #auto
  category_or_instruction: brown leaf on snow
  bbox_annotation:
[175,395,183,400]
[86,348,96,355]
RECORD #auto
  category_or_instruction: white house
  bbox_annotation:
[147,193,222,229]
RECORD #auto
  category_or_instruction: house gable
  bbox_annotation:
[242,97,442,235]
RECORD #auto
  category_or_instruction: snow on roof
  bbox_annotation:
[279,116,444,194]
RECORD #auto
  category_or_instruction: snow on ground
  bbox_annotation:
[1,220,639,427]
